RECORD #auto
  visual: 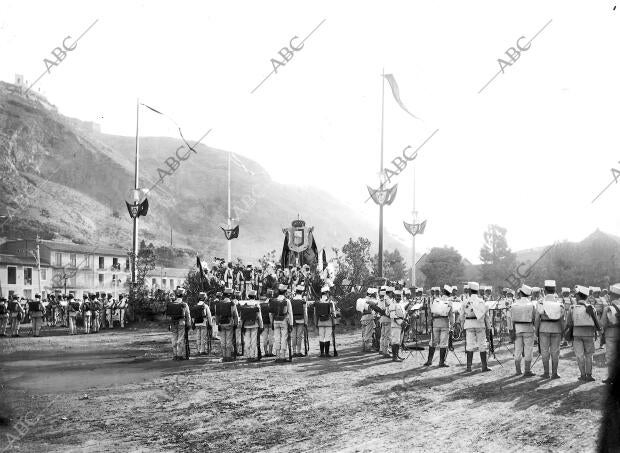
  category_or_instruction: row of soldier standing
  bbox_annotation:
[165,282,337,362]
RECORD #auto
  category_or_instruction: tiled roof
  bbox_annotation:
[0,253,40,266]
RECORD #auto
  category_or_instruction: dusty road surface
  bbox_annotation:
[0,324,609,452]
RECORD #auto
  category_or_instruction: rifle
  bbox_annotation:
[184,325,190,360]
[241,323,245,356]
[287,323,293,362]
[232,324,238,359]
[303,324,309,356]
[257,328,262,360]
[331,314,338,357]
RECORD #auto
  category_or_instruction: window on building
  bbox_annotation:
[55,253,62,266]
[70,253,76,267]
[170,279,174,289]
[24,268,32,286]
[7,267,16,284]
[84,255,90,268]
[162,278,166,287]
[99,274,104,285]
[98,257,104,269]
[152,278,157,286]
[125,258,130,270]
[113,257,119,270]
[41,268,47,280]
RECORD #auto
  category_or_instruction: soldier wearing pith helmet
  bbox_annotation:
[535,280,564,379]
[600,283,620,384]
[460,282,492,372]
[567,285,601,382]
[425,284,455,367]
[509,284,536,377]
[315,285,336,357]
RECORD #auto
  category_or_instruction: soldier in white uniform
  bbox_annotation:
[315,285,336,358]
[117,294,128,328]
[29,294,45,337]
[601,283,620,384]
[192,292,213,355]
[240,290,264,361]
[425,284,455,367]
[535,280,564,379]
[165,288,191,360]
[509,285,537,377]
[567,285,601,382]
[388,289,406,362]
[460,282,492,372]
[291,289,308,357]
[359,288,377,352]
[271,289,293,362]
[217,296,239,362]
[378,286,392,357]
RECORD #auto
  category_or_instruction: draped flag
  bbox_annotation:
[404,219,427,236]
[383,74,421,120]
[125,198,149,219]
[280,231,291,268]
[367,184,398,206]
[196,256,208,291]
[221,225,239,240]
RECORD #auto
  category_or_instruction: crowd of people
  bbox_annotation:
[0,292,129,337]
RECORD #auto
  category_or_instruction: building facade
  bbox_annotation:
[0,239,188,299]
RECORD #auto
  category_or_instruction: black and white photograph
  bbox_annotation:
[1,1,620,451]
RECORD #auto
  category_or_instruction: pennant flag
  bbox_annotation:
[404,219,427,236]
[383,74,421,120]
[367,184,398,206]
[230,152,256,176]
[196,256,208,291]
[322,248,328,271]
[141,102,201,153]
[280,231,291,268]
[221,225,239,240]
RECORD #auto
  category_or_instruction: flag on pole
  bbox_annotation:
[367,184,398,206]
[404,219,427,236]
[221,225,239,240]
[383,74,421,120]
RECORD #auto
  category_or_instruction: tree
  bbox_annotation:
[183,269,204,307]
[340,237,372,286]
[126,242,158,319]
[479,225,517,289]
[372,249,407,282]
[419,247,465,288]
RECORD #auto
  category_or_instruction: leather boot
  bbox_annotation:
[439,348,449,367]
[551,357,560,379]
[481,352,492,372]
[542,360,550,378]
[515,360,522,375]
[392,344,403,362]
[523,360,535,377]
[466,351,473,372]
[325,341,331,357]
[319,342,325,357]
[424,347,435,366]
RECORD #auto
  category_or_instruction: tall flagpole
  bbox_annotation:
[411,166,416,286]
[131,98,140,291]
[227,151,232,263]
[378,68,385,278]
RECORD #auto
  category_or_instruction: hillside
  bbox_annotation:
[0,81,406,266]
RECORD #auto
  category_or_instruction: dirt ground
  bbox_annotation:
[0,323,609,452]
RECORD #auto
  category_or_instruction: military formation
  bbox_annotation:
[162,269,618,387]
[0,292,128,337]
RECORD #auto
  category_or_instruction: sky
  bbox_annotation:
[1,0,620,264]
